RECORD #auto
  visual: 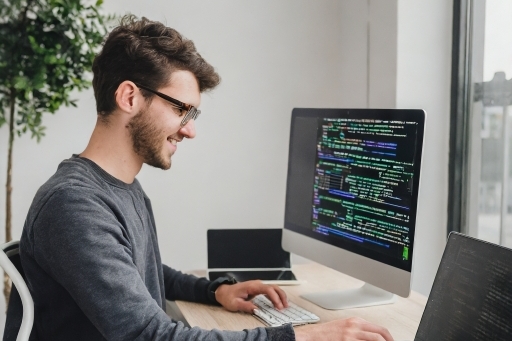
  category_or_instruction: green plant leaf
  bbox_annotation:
[0,0,116,139]
[13,76,29,90]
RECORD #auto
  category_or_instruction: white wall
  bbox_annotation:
[335,0,453,297]
[0,1,452,315]
[369,0,398,108]
[396,0,453,296]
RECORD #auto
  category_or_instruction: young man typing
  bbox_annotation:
[19,15,394,341]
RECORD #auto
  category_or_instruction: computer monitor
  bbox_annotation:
[282,108,425,310]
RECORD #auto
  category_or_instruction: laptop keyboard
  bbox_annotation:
[252,294,320,327]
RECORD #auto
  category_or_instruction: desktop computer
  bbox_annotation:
[282,108,425,310]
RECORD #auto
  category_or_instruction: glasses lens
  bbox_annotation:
[181,108,200,127]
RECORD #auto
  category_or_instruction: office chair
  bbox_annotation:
[1,241,34,341]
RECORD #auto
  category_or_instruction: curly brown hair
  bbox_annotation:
[92,15,220,117]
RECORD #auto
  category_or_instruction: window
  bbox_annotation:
[449,0,512,247]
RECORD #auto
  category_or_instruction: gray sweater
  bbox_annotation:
[19,156,295,341]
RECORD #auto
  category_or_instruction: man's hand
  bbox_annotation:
[294,317,394,341]
[215,283,394,341]
[215,280,288,313]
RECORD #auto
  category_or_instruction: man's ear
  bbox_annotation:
[115,81,144,115]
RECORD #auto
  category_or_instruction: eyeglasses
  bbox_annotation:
[134,83,200,127]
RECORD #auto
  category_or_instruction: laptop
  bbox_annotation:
[207,229,300,285]
[408,232,512,341]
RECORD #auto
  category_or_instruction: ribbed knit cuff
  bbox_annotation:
[265,323,295,341]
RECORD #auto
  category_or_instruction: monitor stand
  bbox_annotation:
[301,283,396,310]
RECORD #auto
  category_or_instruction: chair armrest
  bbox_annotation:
[0,247,34,341]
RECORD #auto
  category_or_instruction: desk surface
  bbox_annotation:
[175,262,427,340]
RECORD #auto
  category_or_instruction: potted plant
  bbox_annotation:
[0,0,113,305]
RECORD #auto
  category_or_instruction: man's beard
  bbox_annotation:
[128,108,172,170]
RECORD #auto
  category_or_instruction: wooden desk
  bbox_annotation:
[175,263,427,340]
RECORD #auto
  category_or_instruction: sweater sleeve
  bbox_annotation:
[146,191,216,305]
[162,264,215,304]
[30,187,295,341]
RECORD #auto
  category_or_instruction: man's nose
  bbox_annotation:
[179,119,196,139]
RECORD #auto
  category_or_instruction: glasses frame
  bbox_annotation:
[134,83,200,127]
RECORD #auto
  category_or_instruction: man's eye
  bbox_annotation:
[171,107,185,117]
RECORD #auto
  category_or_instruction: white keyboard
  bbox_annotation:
[252,294,320,327]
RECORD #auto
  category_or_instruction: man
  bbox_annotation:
[18,15,394,341]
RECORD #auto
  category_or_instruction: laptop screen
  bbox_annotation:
[415,233,512,341]
[207,229,291,269]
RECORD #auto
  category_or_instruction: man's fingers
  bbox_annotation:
[260,285,286,310]
[218,280,290,314]
[273,286,288,308]
[265,284,288,308]
[355,331,388,341]
[342,317,393,341]
[236,300,258,314]
[358,321,394,341]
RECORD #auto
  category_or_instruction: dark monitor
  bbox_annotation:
[282,108,425,309]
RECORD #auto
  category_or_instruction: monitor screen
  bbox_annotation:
[284,109,425,273]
